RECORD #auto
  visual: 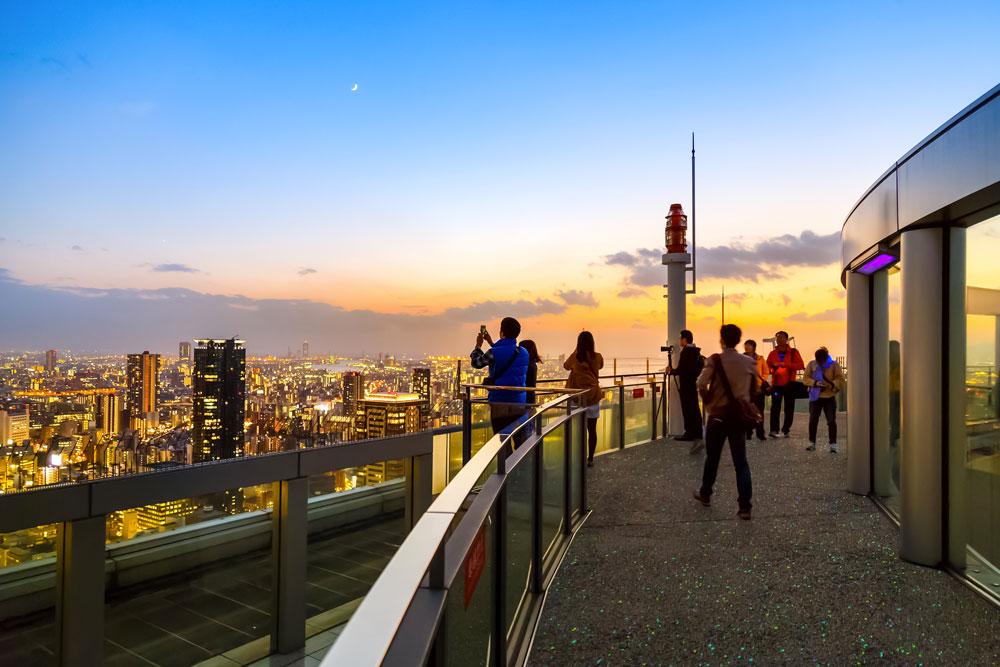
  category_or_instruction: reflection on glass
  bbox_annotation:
[877,268,903,516]
[962,216,1000,595]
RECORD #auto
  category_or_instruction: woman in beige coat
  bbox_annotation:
[564,331,604,466]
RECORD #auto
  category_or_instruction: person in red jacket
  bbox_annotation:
[766,330,804,438]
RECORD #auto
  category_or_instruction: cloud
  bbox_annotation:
[604,251,637,267]
[0,272,575,355]
[786,308,846,323]
[70,245,83,251]
[442,298,566,322]
[605,230,840,286]
[297,267,318,276]
[617,287,648,299]
[152,263,199,274]
[556,290,598,307]
[780,294,792,307]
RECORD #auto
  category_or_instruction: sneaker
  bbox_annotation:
[829,443,839,454]
[688,440,705,455]
[782,432,790,438]
[768,432,779,438]
[737,509,752,520]
[806,443,816,451]
[692,490,711,507]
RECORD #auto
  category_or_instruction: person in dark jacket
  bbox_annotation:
[520,340,541,406]
[667,330,703,443]
[471,317,530,437]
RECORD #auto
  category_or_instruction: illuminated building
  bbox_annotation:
[95,394,122,435]
[136,499,194,531]
[44,349,57,373]
[356,393,422,484]
[342,371,364,421]
[411,367,431,429]
[0,407,30,446]
[192,338,246,463]
[179,341,192,361]
[126,351,160,435]
[302,340,309,358]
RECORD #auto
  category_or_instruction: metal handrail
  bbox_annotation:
[0,430,433,534]
[323,390,585,666]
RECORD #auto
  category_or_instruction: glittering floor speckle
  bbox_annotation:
[530,416,1000,665]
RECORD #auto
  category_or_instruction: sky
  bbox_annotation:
[2,1,999,358]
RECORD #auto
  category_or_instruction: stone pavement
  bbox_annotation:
[531,417,1000,665]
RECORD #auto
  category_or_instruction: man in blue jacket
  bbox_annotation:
[471,316,530,436]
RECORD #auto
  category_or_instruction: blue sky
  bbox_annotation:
[1,2,999,355]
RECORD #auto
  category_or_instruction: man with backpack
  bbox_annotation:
[667,330,704,445]
[692,324,759,520]
[471,317,530,437]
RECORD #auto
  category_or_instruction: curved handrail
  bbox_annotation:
[322,389,584,666]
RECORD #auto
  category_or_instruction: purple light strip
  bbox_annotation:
[855,252,898,275]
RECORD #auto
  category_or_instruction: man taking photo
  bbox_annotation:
[471,317,530,437]
[667,329,704,446]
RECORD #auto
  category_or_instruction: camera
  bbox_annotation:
[661,345,675,353]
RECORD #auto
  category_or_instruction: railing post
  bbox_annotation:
[271,477,308,655]
[492,446,508,667]
[405,450,434,528]
[56,515,105,667]
[563,405,572,535]
[531,428,543,594]
[662,374,668,437]
[618,385,626,449]
[577,412,587,515]
[462,386,473,464]
[650,381,658,440]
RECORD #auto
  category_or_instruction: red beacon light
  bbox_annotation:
[665,203,688,254]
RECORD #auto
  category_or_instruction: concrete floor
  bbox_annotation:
[531,417,1000,665]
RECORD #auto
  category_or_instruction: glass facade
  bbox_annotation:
[960,214,1000,592]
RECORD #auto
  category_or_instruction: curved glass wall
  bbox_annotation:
[960,214,1000,592]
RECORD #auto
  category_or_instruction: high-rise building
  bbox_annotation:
[95,394,122,436]
[126,352,160,435]
[355,392,423,484]
[192,338,246,463]
[411,367,431,429]
[356,393,423,440]
[342,371,364,420]
[302,340,309,358]
[0,407,30,446]
[179,341,192,361]
[44,349,58,373]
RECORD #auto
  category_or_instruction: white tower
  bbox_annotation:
[663,203,691,436]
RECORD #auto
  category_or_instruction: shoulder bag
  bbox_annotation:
[712,354,762,429]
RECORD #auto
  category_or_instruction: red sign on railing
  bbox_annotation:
[464,526,487,608]
[632,387,645,399]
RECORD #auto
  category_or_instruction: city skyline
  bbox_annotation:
[3,3,1000,358]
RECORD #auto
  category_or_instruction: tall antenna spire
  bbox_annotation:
[690,132,696,293]
[721,285,725,325]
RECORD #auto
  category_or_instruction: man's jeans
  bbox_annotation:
[770,385,796,434]
[700,417,753,511]
[808,397,837,444]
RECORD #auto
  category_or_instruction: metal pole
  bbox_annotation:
[691,132,697,293]
[492,446,508,667]
[531,420,543,594]
[563,406,572,534]
[578,412,587,514]
[462,386,472,464]
[650,380,657,440]
[271,477,307,654]
[618,385,626,449]
[56,516,105,667]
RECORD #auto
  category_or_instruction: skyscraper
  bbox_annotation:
[411,367,431,429]
[179,341,192,361]
[355,393,423,484]
[302,340,309,358]
[44,349,57,373]
[342,371,364,420]
[95,394,122,435]
[192,338,246,463]
[126,351,160,435]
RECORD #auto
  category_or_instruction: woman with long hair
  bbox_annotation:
[520,339,541,406]
[564,331,604,466]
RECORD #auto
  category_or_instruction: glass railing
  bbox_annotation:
[0,432,435,665]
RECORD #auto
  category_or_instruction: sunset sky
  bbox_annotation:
[2,2,1000,357]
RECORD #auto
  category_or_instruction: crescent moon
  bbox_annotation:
[351,83,358,92]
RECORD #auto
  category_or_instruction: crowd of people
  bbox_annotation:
[471,317,844,519]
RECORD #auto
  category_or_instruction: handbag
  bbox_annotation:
[484,345,522,387]
[712,354,762,429]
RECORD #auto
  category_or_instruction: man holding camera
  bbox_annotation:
[471,317,530,436]
[667,329,704,445]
